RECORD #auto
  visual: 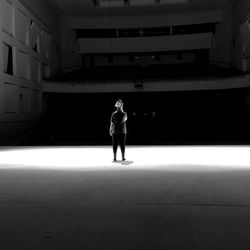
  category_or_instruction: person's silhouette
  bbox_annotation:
[110,99,127,161]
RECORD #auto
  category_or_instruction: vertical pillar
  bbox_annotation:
[246,83,250,114]
[13,1,21,115]
[0,0,5,115]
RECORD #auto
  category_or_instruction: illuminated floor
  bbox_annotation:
[0,146,250,249]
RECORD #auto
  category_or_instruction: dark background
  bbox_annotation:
[33,88,250,145]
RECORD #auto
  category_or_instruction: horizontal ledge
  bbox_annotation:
[43,75,250,93]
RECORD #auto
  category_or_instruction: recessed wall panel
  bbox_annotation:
[30,21,40,52]
[31,90,40,114]
[41,31,51,58]
[3,43,13,75]
[4,82,17,113]
[240,20,250,56]
[1,0,13,35]
[18,51,29,79]
[79,33,213,53]
[20,87,30,113]
[16,9,29,45]
[30,57,40,83]
[42,64,50,78]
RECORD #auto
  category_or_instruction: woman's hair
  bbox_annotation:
[115,99,123,108]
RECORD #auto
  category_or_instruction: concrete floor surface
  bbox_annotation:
[0,146,250,250]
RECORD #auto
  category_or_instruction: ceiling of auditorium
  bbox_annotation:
[53,0,230,16]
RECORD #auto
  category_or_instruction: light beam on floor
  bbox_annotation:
[0,146,250,171]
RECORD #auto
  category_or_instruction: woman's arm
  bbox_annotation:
[109,122,114,136]
[122,112,127,123]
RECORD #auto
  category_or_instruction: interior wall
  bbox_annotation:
[19,0,62,76]
[232,0,250,32]
[86,53,196,67]
[232,0,250,113]
[209,4,232,68]
[18,0,61,43]
[60,14,82,73]
[69,10,222,29]
[0,0,61,145]
[232,0,250,72]
[79,33,213,54]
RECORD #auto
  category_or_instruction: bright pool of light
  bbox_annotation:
[0,146,250,171]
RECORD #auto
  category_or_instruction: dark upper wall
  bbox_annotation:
[232,0,250,34]
[232,0,250,72]
[18,0,61,43]
[18,0,81,74]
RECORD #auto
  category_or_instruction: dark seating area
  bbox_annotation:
[27,88,250,146]
[36,63,250,146]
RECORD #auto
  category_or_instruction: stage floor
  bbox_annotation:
[1,145,250,169]
[1,146,250,249]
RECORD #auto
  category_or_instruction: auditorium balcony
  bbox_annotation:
[46,63,245,82]
[33,62,250,147]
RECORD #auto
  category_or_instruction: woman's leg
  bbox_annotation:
[112,134,118,161]
[120,134,126,161]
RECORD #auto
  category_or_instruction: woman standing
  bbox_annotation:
[110,99,127,161]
